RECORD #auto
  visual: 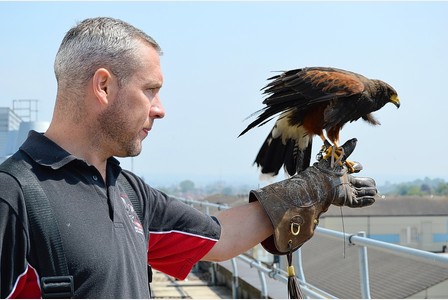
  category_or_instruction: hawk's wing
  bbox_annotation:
[239,67,366,137]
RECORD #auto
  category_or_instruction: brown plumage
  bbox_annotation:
[239,66,400,177]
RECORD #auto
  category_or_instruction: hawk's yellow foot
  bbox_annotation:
[322,144,356,173]
[344,160,357,174]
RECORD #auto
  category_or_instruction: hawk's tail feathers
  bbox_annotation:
[254,132,312,178]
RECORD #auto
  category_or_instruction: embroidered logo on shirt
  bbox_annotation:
[120,196,144,236]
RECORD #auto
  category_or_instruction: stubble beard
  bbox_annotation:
[96,96,143,158]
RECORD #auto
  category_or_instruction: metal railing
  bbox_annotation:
[178,196,448,298]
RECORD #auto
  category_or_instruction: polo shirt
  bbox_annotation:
[0,131,221,298]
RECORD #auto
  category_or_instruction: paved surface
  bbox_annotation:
[151,270,233,299]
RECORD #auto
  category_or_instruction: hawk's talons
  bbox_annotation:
[317,139,332,162]
[318,140,360,173]
[345,160,357,174]
[322,145,349,171]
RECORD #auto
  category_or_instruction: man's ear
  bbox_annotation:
[92,68,113,105]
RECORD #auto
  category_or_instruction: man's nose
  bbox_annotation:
[150,96,165,119]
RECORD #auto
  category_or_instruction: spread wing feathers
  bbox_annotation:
[263,67,365,105]
[239,67,366,137]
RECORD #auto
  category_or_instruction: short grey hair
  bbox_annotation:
[54,17,162,90]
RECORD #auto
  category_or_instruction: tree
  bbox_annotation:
[420,183,432,194]
[179,180,195,194]
[436,182,448,195]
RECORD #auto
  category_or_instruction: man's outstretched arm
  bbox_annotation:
[202,201,273,262]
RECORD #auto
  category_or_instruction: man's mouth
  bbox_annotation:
[141,127,151,139]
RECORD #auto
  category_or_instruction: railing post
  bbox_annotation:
[205,201,210,215]
[230,258,239,299]
[353,231,371,299]
[209,262,217,286]
[294,248,308,299]
[294,248,306,283]
[255,260,268,298]
[250,259,268,299]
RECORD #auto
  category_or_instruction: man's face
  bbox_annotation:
[98,42,165,158]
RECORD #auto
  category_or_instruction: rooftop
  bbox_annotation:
[301,232,448,298]
[323,195,448,217]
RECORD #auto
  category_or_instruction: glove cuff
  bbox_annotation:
[249,172,330,255]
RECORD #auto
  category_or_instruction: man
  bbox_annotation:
[0,17,376,298]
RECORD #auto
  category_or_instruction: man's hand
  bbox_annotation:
[249,138,377,255]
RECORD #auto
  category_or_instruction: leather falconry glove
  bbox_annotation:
[249,138,377,255]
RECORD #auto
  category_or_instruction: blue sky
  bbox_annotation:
[1,1,447,187]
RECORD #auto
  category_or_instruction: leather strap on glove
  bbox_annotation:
[249,138,377,255]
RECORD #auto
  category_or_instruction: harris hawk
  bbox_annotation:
[239,66,400,177]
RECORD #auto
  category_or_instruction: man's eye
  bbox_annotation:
[146,89,156,99]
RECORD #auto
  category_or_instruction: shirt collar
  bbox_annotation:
[20,130,121,170]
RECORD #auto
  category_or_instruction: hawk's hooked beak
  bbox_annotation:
[390,94,400,108]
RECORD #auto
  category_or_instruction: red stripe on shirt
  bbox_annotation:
[148,230,218,280]
[7,264,41,299]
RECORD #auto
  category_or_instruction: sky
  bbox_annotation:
[0,1,447,188]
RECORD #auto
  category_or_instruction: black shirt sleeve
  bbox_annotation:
[0,173,30,298]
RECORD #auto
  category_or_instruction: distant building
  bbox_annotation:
[0,100,49,163]
[320,196,448,252]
